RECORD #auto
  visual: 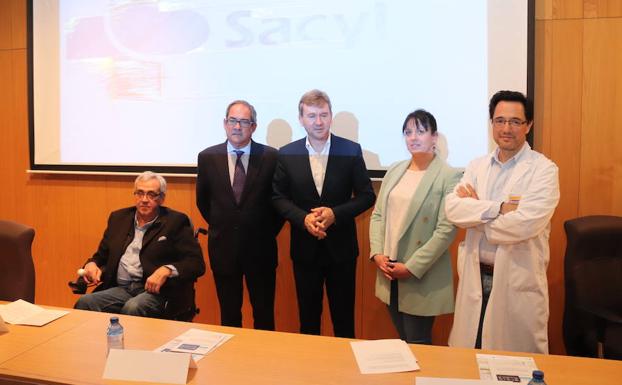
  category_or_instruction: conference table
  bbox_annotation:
[1,306,621,385]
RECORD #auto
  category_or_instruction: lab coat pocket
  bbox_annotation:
[507,243,540,293]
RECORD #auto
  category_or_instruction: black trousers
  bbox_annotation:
[213,265,276,331]
[292,244,357,338]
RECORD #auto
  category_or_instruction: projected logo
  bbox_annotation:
[67,3,209,57]
[66,2,209,100]
[63,1,386,100]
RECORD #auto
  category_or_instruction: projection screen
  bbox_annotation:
[29,0,534,176]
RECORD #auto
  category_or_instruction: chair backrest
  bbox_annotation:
[0,220,36,302]
[563,215,622,356]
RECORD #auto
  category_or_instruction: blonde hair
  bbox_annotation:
[298,89,332,117]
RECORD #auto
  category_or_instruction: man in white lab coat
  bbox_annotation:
[445,90,559,353]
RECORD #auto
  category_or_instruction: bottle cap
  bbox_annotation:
[532,370,544,380]
[110,316,119,323]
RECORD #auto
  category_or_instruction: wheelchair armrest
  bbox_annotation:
[194,227,207,239]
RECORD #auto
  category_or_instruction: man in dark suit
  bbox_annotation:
[272,90,375,337]
[75,171,205,318]
[196,100,282,330]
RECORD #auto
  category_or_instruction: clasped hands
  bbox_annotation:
[455,183,518,214]
[372,255,412,280]
[304,206,335,240]
[82,262,171,294]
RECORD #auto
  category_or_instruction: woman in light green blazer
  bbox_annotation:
[370,109,461,344]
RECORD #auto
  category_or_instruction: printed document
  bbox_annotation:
[155,328,234,362]
[351,339,420,374]
[476,354,538,383]
[0,299,69,326]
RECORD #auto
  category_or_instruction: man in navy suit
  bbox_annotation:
[273,90,375,337]
[196,100,282,330]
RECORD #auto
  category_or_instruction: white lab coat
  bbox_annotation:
[445,144,559,353]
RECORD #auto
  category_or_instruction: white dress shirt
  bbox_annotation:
[305,136,331,196]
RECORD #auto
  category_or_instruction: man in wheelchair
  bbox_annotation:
[74,171,205,319]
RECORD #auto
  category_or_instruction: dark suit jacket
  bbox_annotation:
[86,206,206,302]
[196,140,282,275]
[272,134,376,263]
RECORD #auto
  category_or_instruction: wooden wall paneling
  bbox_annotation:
[0,51,15,219]
[29,176,81,306]
[584,0,622,18]
[10,0,26,49]
[164,177,194,213]
[0,1,14,49]
[73,176,112,302]
[534,20,553,155]
[552,0,585,19]
[545,19,585,354]
[579,18,622,216]
[273,224,299,332]
[103,177,134,209]
[4,49,29,222]
[537,0,554,20]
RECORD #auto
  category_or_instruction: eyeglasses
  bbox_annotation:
[492,117,527,128]
[225,117,254,128]
[133,190,161,200]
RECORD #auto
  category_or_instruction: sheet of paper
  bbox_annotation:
[0,313,8,333]
[417,377,497,385]
[350,339,420,374]
[103,349,196,384]
[0,299,69,326]
[476,354,537,384]
[154,328,234,362]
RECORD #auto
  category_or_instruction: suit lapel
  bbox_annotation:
[214,142,237,204]
[239,141,263,205]
[319,134,337,201]
[295,139,320,200]
[396,156,443,242]
[113,211,135,268]
[142,212,165,249]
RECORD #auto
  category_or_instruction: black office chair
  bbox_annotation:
[563,215,622,360]
[68,227,207,322]
[0,220,36,302]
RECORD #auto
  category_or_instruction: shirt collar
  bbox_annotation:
[134,211,159,230]
[491,142,530,166]
[305,135,331,155]
[227,141,251,155]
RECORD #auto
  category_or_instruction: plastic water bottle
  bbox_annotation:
[527,370,546,384]
[106,316,124,355]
